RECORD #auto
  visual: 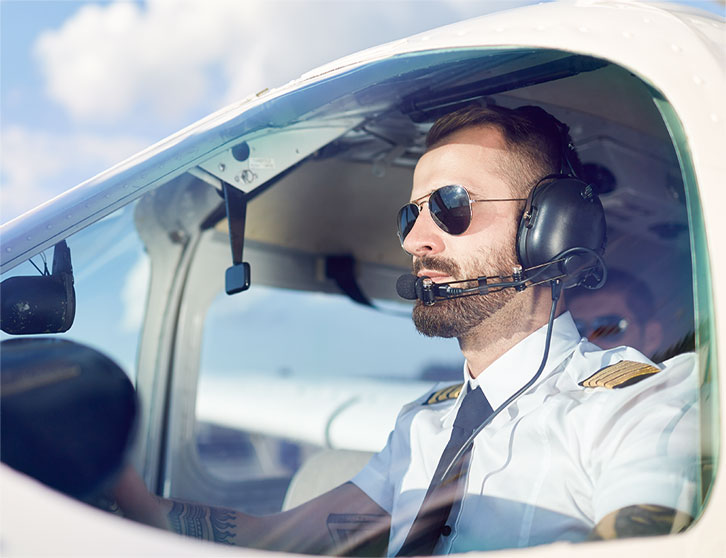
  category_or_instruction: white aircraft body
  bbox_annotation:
[1,1,724,556]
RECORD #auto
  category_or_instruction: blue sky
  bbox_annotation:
[1,0,723,225]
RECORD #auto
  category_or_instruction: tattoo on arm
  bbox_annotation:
[588,505,693,541]
[168,502,236,544]
[327,513,388,556]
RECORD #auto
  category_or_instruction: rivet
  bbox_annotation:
[670,44,681,53]
[578,26,589,33]
[218,163,226,172]
[710,113,719,123]
[693,75,704,86]
[622,31,632,38]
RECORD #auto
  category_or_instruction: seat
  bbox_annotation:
[0,337,136,500]
[282,448,374,510]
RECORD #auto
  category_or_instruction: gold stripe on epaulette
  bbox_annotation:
[425,383,463,405]
[579,360,660,389]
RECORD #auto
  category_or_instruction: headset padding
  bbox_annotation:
[516,176,606,287]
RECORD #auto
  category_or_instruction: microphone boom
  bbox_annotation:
[395,247,606,305]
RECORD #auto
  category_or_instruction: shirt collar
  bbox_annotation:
[468,311,581,410]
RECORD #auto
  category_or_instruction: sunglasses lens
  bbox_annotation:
[590,316,629,340]
[575,315,629,341]
[397,203,419,244]
[430,185,472,235]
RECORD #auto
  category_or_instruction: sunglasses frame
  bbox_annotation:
[397,184,526,246]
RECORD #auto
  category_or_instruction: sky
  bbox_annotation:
[1,0,724,225]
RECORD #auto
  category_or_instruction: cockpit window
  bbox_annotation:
[0,202,149,381]
[193,285,463,512]
[653,94,719,510]
[1,41,718,554]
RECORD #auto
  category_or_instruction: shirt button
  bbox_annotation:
[441,525,452,536]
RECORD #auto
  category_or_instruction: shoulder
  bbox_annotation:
[422,383,463,405]
[394,381,463,418]
[391,381,464,430]
[578,360,660,389]
[570,349,699,439]
[558,346,699,432]
[567,342,697,395]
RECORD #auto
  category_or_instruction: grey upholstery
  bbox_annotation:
[282,448,374,510]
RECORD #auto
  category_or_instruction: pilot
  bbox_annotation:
[566,268,664,358]
[114,105,699,554]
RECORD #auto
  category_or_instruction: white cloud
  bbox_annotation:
[34,1,254,122]
[32,0,500,126]
[0,125,148,222]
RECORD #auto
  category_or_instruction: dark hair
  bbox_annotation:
[425,105,581,197]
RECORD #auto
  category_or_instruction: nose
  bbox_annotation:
[402,205,445,257]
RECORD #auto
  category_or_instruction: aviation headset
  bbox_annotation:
[511,106,607,289]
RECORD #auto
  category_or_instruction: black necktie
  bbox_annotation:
[396,386,493,556]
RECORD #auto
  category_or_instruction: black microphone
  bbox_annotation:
[396,273,418,300]
[396,274,441,304]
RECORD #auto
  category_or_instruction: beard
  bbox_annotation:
[412,245,520,339]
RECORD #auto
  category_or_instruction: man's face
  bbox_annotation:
[567,287,661,356]
[404,126,523,338]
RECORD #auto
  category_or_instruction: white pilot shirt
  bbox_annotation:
[351,312,699,555]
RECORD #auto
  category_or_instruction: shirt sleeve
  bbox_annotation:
[351,429,397,513]
[589,353,701,521]
[350,393,428,514]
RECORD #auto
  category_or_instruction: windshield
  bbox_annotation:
[0,44,717,556]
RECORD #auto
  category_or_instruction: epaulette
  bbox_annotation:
[579,360,660,389]
[424,383,463,405]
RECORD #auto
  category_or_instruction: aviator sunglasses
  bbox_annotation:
[397,184,526,246]
[574,315,630,341]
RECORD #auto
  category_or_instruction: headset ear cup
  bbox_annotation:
[516,177,606,287]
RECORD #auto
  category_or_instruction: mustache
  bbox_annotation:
[413,256,462,277]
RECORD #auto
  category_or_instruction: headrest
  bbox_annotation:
[1,338,137,499]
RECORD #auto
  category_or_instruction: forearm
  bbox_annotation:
[234,484,390,555]
[154,498,325,551]
[587,505,693,540]
[112,467,263,547]
[146,492,387,555]
[113,467,389,554]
